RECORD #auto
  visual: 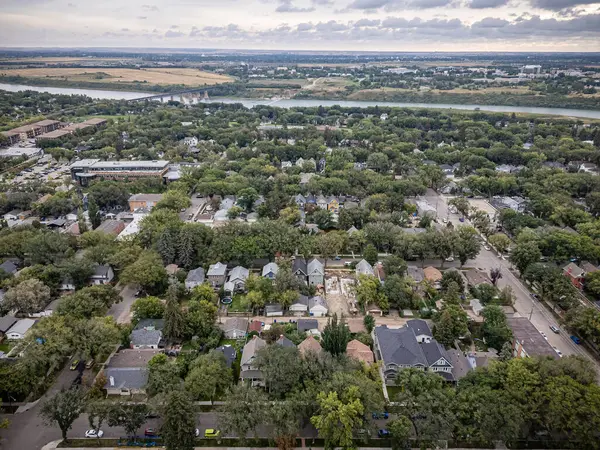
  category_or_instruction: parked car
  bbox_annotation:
[334,255,341,260]
[378,429,390,437]
[70,359,80,371]
[445,256,454,262]
[205,429,221,438]
[553,347,563,358]
[550,325,560,334]
[195,428,200,437]
[85,359,95,369]
[85,429,104,438]
[540,332,548,340]
[144,428,158,437]
[459,217,465,222]
[372,412,389,419]
[484,245,490,251]
[570,335,581,345]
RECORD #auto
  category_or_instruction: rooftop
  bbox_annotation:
[507,317,559,359]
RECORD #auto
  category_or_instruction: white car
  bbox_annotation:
[195,428,200,437]
[442,218,448,224]
[540,332,548,340]
[445,256,455,262]
[85,429,104,438]
[484,245,490,251]
[553,347,563,358]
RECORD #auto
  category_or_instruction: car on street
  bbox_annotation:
[553,347,563,358]
[445,256,454,262]
[550,325,560,334]
[195,428,200,437]
[204,429,221,438]
[378,429,390,437]
[372,412,389,419]
[570,335,581,345]
[334,255,341,260]
[540,331,548,340]
[70,359,80,370]
[442,218,448,223]
[85,430,104,438]
[484,245,490,250]
[459,217,465,222]
[85,359,95,369]
[144,428,158,437]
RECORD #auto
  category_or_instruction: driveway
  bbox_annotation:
[107,284,137,324]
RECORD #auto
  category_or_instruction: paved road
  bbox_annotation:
[107,284,137,324]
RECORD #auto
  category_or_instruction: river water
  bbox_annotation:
[2,82,600,119]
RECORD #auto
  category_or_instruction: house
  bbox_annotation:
[103,349,158,396]
[130,320,163,349]
[316,195,328,210]
[307,258,325,286]
[221,317,248,339]
[262,262,279,280]
[0,316,18,338]
[276,335,296,348]
[464,269,492,287]
[292,258,308,284]
[356,259,374,277]
[265,303,284,317]
[215,345,237,368]
[415,200,436,218]
[294,194,306,209]
[248,320,262,334]
[470,299,484,316]
[185,268,206,290]
[507,317,559,359]
[439,164,454,176]
[59,277,76,292]
[327,197,340,213]
[347,226,359,236]
[297,318,319,334]
[0,261,18,275]
[406,319,433,343]
[446,348,473,382]
[309,296,328,317]
[407,266,425,283]
[579,162,599,174]
[224,266,249,293]
[6,318,36,340]
[290,295,309,315]
[282,161,293,170]
[128,194,164,212]
[207,262,227,287]
[373,325,453,385]
[563,262,586,289]
[423,266,443,288]
[346,339,374,364]
[240,335,267,386]
[89,265,114,285]
[95,220,125,236]
[3,210,22,221]
[298,335,322,357]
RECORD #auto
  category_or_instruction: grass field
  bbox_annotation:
[0,67,232,87]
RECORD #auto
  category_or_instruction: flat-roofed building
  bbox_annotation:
[11,123,43,140]
[36,129,71,142]
[1,131,20,146]
[34,119,62,134]
[507,317,559,360]
[0,147,43,159]
[70,159,169,186]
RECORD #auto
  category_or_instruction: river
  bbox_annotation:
[2,82,600,119]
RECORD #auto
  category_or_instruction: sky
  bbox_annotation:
[1,0,600,51]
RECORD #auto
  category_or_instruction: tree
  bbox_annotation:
[120,251,168,294]
[147,356,183,397]
[585,271,600,296]
[39,387,86,442]
[312,209,334,230]
[440,269,464,293]
[314,231,345,263]
[367,152,389,172]
[87,197,101,229]
[190,283,218,304]
[106,402,149,440]
[155,190,192,212]
[185,351,232,401]
[56,285,120,319]
[267,401,300,450]
[164,286,185,341]
[389,416,412,450]
[256,345,303,397]
[383,274,416,310]
[448,197,470,218]
[310,386,364,449]
[237,188,259,212]
[455,226,481,267]
[131,296,165,322]
[87,401,111,441]
[363,244,378,266]
[490,267,502,286]
[382,255,407,277]
[488,233,511,254]
[433,304,469,347]
[3,278,51,314]
[218,384,268,443]
[279,206,301,225]
[322,313,351,356]
[363,314,375,333]
[227,206,243,220]
[510,240,542,275]
[185,300,218,339]
[161,390,197,450]
[481,305,513,351]
[356,275,388,310]
[470,209,492,236]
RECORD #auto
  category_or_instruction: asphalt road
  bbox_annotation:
[107,284,138,324]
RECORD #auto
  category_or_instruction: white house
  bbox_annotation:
[309,296,328,317]
[289,295,309,315]
[89,265,114,285]
[406,319,433,344]
[356,259,374,277]
[6,318,35,340]
[262,262,279,280]
[185,268,206,290]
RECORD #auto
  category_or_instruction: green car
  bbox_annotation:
[204,429,221,438]
[70,359,80,371]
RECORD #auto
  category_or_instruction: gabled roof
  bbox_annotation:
[297,318,319,332]
[309,296,327,310]
[0,261,18,274]
[7,318,36,336]
[240,335,266,366]
[207,262,227,277]
[130,328,162,346]
[421,340,451,367]
[186,267,206,283]
[229,266,249,281]
[222,317,248,333]
[134,319,165,331]
[262,262,279,277]
[356,259,374,276]
[347,226,358,235]
[347,339,374,363]
[292,258,307,275]
[92,264,112,278]
[0,315,18,333]
[276,335,296,348]
[298,335,322,356]
[464,269,491,286]
[375,325,427,367]
[265,303,283,314]
[248,320,262,333]
[294,194,306,203]
[215,345,236,367]
[406,319,432,337]
[407,266,424,283]
[563,262,585,278]
[307,258,324,275]
[104,367,148,390]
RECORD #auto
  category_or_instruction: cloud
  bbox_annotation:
[121,28,130,32]
[276,0,316,12]
[346,0,454,9]
[296,22,314,30]
[137,16,148,19]
[354,18,382,26]
[471,16,510,26]
[67,2,76,7]
[141,4,159,11]
[467,0,509,8]
[170,25,179,29]
[530,0,599,10]
[312,0,333,4]
[164,30,185,38]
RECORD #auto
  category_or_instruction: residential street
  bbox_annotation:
[107,284,137,324]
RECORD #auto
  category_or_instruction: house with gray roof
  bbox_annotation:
[406,319,433,343]
[407,266,425,283]
[224,266,249,293]
[240,335,267,386]
[221,317,248,339]
[215,345,237,368]
[276,335,296,348]
[356,259,374,277]
[103,349,159,396]
[262,262,279,280]
[185,267,205,290]
[89,264,114,285]
[297,318,319,333]
[292,258,308,284]
[0,316,18,337]
[130,321,163,349]
[307,258,325,286]
[308,296,328,317]
[294,194,306,209]
[0,261,18,275]
[290,295,309,315]
[207,262,227,287]
[265,303,284,317]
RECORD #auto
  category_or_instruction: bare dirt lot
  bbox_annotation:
[0,67,232,87]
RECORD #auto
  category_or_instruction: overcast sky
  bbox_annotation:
[1,0,599,51]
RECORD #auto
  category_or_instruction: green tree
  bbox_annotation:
[185,300,218,339]
[312,209,334,230]
[3,278,51,314]
[106,402,149,440]
[481,305,513,351]
[267,401,300,450]
[155,190,192,212]
[510,240,542,275]
[237,188,260,212]
[356,275,388,310]
[315,231,345,264]
[131,296,165,322]
[310,386,364,449]
[227,206,243,220]
[279,206,301,225]
[440,269,465,293]
[121,251,168,294]
[382,255,407,277]
[218,384,269,443]
[255,345,302,397]
[389,416,413,450]
[190,282,218,303]
[433,304,469,347]
[448,197,470,218]
[161,390,197,450]
[73,316,121,362]
[185,350,232,401]
[455,226,481,267]
[39,387,87,442]
[322,313,351,356]
[56,285,120,319]
[363,314,375,333]
[164,286,185,341]
[585,271,600,296]
[363,244,378,266]
[488,233,511,254]
[87,196,101,229]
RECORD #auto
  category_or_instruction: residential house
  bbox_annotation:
[95,220,125,236]
[439,164,454,176]
[240,335,267,386]
[59,277,76,292]
[294,194,306,209]
[579,162,598,174]
[327,197,340,214]
[248,320,262,334]
[295,158,305,167]
[446,348,473,382]
[346,339,374,364]
[215,345,237,368]
[89,264,114,285]
[265,303,284,317]
[496,164,518,174]
[0,316,18,338]
[298,335,322,357]
[6,318,36,340]
[224,266,249,294]
[407,266,425,283]
[103,349,159,396]
[281,161,293,170]
[423,266,443,288]
[464,269,492,287]
[508,317,559,359]
[130,319,163,349]
[307,258,325,286]
[563,262,586,289]
[309,296,328,317]
[316,195,328,210]
[182,136,198,147]
[0,261,18,275]
[276,335,296,348]
[207,262,227,287]
[305,193,316,205]
[292,258,308,284]
[262,262,279,280]
[470,299,484,316]
[406,319,433,343]
[290,295,309,315]
[297,318,319,334]
[128,193,163,212]
[415,200,436,218]
[185,268,206,290]
[356,259,374,277]
[347,226,359,236]
[221,317,248,339]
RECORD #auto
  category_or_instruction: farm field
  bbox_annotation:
[0,67,232,87]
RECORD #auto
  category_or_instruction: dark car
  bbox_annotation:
[570,335,581,345]
[372,412,389,419]
[144,428,158,437]
[378,429,390,438]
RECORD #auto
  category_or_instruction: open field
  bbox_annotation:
[0,56,131,64]
[0,67,232,87]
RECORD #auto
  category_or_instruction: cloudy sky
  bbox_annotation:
[1,0,599,51]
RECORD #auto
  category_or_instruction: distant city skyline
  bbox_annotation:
[1,0,599,51]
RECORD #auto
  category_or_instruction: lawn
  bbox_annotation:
[226,295,248,313]
[0,342,12,353]
[386,385,403,399]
